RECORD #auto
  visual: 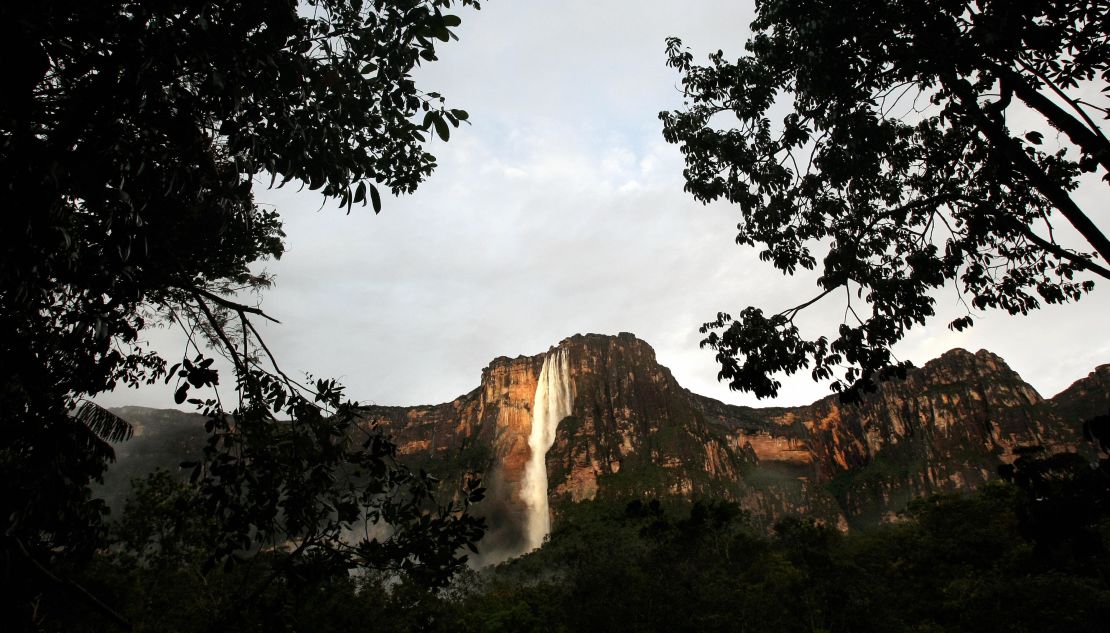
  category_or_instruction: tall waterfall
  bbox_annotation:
[522,348,574,552]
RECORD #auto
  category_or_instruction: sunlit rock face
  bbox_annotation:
[540,334,756,510]
[359,352,543,562]
[359,333,1103,554]
[759,348,1093,527]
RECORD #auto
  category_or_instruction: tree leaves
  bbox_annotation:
[181,369,487,591]
[370,183,382,213]
[74,401,134,443]
[0,3,483,619]
[424,110,451,141]
[662,0,1108,400]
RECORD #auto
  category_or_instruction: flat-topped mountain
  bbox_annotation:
[360,334,1103,550]
[111,333,1107,559]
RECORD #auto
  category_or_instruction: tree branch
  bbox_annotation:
[946,75,1110,267]
[942,193,1110,281]
[780,285,840,320]
[242,318,320,402]
[191,292,247,375]
[180,284,281,324]
[992,62,1110,174]
[1013,59,1110,155]
[1003,215,1110,281]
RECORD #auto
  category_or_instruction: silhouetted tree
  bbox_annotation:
[661,0,1109,399]
[0,1,484,627]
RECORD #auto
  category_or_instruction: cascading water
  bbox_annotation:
[521,348,574,552]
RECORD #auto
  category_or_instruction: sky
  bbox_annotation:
[100,1,1110,411]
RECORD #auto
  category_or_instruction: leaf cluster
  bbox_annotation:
[661,0,1109,399]
[0,0,482,626]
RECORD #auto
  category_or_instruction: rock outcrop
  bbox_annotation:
[1050,364,1110,425]
[361,333,1102,538]
[108,333,1106,556]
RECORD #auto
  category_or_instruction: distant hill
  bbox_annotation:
[96,406,208,515]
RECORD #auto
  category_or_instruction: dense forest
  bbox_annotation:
[56,446,1110,632]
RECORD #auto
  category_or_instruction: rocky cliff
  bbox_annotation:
[361,333,1105,540]
[107,333,1107,557]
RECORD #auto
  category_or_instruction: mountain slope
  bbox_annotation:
[106,333,1105,557]
[362,334,1100,539]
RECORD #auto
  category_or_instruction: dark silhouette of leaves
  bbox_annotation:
[662,0,1109,399]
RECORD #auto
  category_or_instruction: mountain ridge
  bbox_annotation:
[356,333,1103,549]
[108,333,1108,559]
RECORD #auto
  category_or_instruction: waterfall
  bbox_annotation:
[522,348,574,552]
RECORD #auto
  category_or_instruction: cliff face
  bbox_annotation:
[101,407,210,513]
[106,334,1102,551]
[360,353,542,554]
[1051,364,1110,425]
[756,349,1087,526]
[362,334,1101,537]
[359,334,760,547]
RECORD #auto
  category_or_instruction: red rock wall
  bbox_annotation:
[362,334,1100,536]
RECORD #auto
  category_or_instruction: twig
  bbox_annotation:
[181,284,281,324]
[242,318,321,401]
[191,293,247,375]
[780,285,840,321]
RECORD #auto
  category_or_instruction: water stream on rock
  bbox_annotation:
[522,348,574,552]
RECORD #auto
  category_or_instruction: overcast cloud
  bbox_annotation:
[99,1,1110,411]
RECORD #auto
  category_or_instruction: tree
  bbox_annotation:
[1,0,484,625]
[660,0,1109,399]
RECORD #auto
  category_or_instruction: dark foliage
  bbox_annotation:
[661,0,1109,399]
[1,1,485,628]
[49,439,1109,632]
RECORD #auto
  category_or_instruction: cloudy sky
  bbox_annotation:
[101,1,1110,411]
